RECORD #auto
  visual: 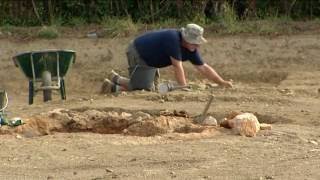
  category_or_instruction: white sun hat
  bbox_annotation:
[181,23,207,45]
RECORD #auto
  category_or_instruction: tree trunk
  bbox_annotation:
[48,0,53,25]
[120,0,129,17]
[176,0,183,18]
[150,0,154,23]
[248,0,257,17]
[43,0,53,25]
[31,0,43,25]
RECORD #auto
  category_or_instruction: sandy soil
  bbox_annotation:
[0,29,320,180]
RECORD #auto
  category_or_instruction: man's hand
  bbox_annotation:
[220,80,233,88]
[196,64,233,88]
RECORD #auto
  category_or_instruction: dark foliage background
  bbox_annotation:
[0,0,319,26]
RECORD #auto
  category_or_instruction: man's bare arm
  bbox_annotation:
[170,57,187,86]
[195,63,233,88]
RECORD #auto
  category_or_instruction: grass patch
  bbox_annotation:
[1,16,316,39]
[68,17,87,27]
[148,18,180,29]
[102,17,138,37]
[219,4,240,33]
[37,26,59,39]
[1,24,14,32]
[210,14,296,34]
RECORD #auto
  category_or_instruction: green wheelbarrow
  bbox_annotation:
[13,49,76,104]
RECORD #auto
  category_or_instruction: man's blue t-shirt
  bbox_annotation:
[133,29,204,68]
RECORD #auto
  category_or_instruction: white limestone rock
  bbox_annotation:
[229,113,260,137]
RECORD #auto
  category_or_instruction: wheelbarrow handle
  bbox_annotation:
[12,58,19,67]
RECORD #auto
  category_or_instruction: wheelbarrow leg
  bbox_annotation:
[28,80,34,105]
[42,71,52,102]
[60,78,66,100]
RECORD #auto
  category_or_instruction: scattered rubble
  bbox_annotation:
[220,112,272,137]
[0,108,215,137]
[201,116,218,126]
[0,108,272,138]
[260,123,272,130]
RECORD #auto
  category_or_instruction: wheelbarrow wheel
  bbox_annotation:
[42,71,52,102]
[28,80,34,105]
[60,79,66,100]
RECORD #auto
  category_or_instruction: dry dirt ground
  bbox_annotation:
[0,28,320,180]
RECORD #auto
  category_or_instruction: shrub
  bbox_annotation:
[102,17,137,37]
[37,26,59,39]
[67,17,87,27]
